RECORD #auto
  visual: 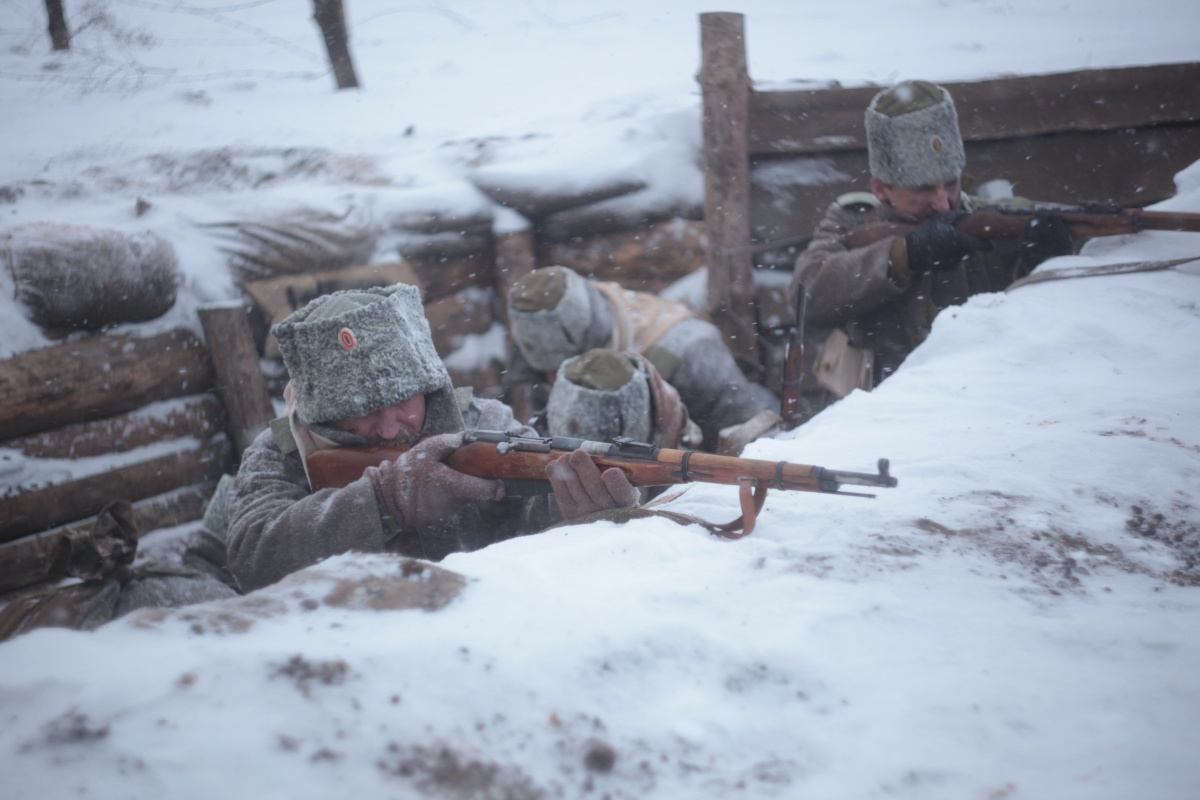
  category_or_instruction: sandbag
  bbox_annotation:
[0,500,237,641]
[3,223,180,331]
[200,201,378,282]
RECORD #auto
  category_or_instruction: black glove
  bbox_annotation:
[904,211,992,272]
[1019,212,1074,268]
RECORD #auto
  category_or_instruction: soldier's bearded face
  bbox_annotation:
[871,174,962,219]
[331,393,426,444]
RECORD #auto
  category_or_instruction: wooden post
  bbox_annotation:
[698,12,762,381]
[494,228,538,424]
[312,0,360,90]
[43,0,70,51]
[199,304,276,457]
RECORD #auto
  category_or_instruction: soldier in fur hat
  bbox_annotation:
[545,348,702,451]
[225,284,639,593]
[788,80,1074,418]
[504,265,779,451]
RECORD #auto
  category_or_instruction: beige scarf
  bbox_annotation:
[282,382,344,489]
[593,281,693,355]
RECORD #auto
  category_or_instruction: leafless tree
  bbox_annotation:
[45,0,71,50]
[312,0,359,90]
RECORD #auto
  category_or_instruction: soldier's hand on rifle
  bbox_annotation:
[547,448,640,520]
[904,210,992,272]
[1019,211,1074,268]
[367,432,505,531]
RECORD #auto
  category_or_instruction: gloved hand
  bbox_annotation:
[547,448,640,520]
[367,432,504,531]
[904,211,992,272]
[1019,211,1074,268]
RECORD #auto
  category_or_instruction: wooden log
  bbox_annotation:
[698,12,761,381]
[0,482,216,596]
[2,395,227,459]
[535,219,709,293]
[0,439,232,544]
[199,305,276,457]
[0,329,214,441]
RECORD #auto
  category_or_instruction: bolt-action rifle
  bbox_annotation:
[778,281,810,429]
[307,430,898,537]
[845,202,1200,250]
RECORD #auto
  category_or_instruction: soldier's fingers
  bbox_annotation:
[547,453,587,516]
[600,468,640,508]
[566,449,611,508]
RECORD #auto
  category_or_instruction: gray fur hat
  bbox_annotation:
[547,349,652,443]
[507,266,593,372]
[273,283,447,424]
[866,80,966,187]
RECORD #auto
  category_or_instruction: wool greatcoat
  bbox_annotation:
[788,193,1032,396]
[505,279,778,450]
[225,380,559,593]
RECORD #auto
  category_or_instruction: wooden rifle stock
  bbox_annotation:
[779,282,809,429]
[307,431,898,536]
[845,205,1200,250]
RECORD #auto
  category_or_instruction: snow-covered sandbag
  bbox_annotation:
[198,195,378,282]
[3,223,180,331]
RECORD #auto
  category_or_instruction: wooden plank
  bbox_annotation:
[494,228,537,321]
[0,329,214,441]
[423,287,497,359]
[0,482,216,596]
[404,248,496,303]
[243,261,424,358]
[1,395,227,459]
[199,305,276,457]
[535,219,709,293]
[744,124,1200,259]
[698,11,761,380]
[748,62,1200,156]
[0,439,232,544]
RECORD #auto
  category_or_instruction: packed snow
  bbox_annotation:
[2,2,1199,799]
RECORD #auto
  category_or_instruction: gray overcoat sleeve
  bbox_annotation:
[788,201,907,329]
[225,428,388,593]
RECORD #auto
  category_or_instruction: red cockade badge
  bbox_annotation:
[338,327,357,351]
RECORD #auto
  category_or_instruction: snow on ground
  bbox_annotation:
[2,2,1199,798]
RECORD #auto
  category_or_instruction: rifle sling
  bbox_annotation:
[1006,256,1198,291]
[649,479,769,540]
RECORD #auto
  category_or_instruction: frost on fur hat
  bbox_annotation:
[547,349,652,443]
[507,266,593,372]
[866,80,966,187]
[273,283,446,424]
